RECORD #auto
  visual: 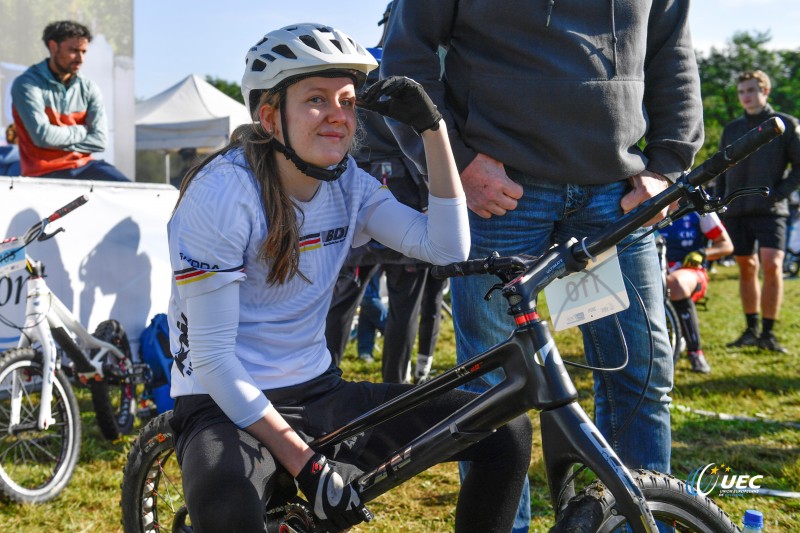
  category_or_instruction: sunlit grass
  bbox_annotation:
[0,265,798,531]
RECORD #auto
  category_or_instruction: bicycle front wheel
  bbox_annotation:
[121,411,188,533]
[552,469,739,533]
[90,319,137,440]
[0,347,81,503]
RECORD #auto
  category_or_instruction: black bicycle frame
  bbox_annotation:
[310,117,785,533]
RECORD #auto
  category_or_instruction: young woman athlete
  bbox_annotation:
[166,23,531,532]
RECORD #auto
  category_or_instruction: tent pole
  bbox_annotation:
[165,151,170,184]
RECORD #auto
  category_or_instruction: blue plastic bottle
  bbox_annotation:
[742,509,764,532]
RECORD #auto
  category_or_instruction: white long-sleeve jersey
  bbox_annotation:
[167,147,468,427]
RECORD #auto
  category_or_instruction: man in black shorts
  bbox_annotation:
[718,70,800,353]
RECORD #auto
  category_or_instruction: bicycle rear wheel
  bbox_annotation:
[0,347,81,503]
[90,319,137,440]
[121,411,189,533]
[552,469,738,532]
[664,300,683,364]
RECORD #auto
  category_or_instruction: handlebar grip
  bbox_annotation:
[47,195,89,223]
[686,116,785,187]
[431,258,489,279]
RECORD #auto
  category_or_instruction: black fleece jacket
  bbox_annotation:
[717,104,800,218]
[381,0,704,184]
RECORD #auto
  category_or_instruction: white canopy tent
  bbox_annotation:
[135,74,251,151]
[135,75,250,182]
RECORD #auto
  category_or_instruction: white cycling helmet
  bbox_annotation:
[242,23,378,117]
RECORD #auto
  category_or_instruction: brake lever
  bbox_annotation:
[658,178,770,231]
[718,186,770,211]
[37,227,65,242]
[482,254,538,300]
[483,283,506,301]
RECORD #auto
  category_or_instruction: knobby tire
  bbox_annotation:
[0,347,81,503]
[552,469,739,533]
[90,319,137,440]
[120,410,189,533]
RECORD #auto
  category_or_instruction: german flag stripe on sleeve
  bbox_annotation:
[174,264,245,286]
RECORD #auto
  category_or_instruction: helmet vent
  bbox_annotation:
[255,37,268,47]
[330,39,343,53]
[272,44,297,59]
[251,59,267,72]
[260,53,276,62]
[299,34,321,52]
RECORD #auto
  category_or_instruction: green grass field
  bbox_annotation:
[1,265,798,532]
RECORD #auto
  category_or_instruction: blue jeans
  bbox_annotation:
[356,296,387,355]
[453,177,674,529]
[45,159,130,181]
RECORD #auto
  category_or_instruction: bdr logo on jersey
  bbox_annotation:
[686,463,763,497]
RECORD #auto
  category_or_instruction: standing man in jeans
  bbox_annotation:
[382,2,703,529]
[11,20,129,181]
[719,70,800,353]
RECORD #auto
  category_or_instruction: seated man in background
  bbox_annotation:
[11,20,128,181]
[660,209,733,373]
[0,124,21,176]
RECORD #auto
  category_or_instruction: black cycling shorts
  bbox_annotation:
[169,364,532,532]
[725,215,787,256]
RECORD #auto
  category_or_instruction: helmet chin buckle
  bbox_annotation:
[270,138,348,182]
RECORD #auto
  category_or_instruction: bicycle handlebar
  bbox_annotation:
[433,117,785,281]
[686,116,785,187]
[15,195,90,248]
[431,257,494,278]
[47,195,89,223]
[573,116,784,263]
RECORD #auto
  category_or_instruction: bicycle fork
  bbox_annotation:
[13,276,57,430]
[530,323,659,533]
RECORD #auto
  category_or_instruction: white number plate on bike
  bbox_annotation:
[544,247,629,331]
[0,240,26,277]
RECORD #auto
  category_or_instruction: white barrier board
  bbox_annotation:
[0,176,179,355]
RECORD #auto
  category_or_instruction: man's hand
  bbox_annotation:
[461,153,523,218]
[295,453,372,531]
[620,171,670,226]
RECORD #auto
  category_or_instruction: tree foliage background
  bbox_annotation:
[205,76,245,105]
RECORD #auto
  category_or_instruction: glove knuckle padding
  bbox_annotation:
[297,453,367,528]
[324,469,345,508]
[358,75,441,134]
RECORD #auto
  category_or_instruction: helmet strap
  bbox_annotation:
[272,90,348,182]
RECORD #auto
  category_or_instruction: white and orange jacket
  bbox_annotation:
[11,59,107,177]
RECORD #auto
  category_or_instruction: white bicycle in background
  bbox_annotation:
[0,195,148,503]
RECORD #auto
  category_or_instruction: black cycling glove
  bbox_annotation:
[357,76,442,134]
[295,453,373,531]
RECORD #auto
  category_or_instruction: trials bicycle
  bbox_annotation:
[120,117,784,532]
[0,196,148,503]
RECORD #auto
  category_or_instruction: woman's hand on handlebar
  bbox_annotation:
[620,170,670,226]
[295,452,373,530]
